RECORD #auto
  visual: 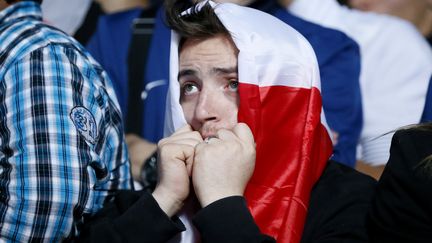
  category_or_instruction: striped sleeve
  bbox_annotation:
[0,43,131,241]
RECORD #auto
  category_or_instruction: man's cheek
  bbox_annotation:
[181,103,193,123]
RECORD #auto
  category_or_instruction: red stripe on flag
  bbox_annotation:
[238,83,333,242]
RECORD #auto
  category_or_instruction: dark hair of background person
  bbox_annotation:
[4,0,43,4]
[337,0,349,6]
[164,0,230,46]
[411,122,432,172]
[381,122,432,170]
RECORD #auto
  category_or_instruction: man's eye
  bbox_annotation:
[228,80,239,91]
[182,83,199,95]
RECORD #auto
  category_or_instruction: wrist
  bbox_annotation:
[198,190,243,208]
[152,186,184,217]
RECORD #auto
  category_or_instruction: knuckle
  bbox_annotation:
[158,137,169,147]
[191,131,202,139]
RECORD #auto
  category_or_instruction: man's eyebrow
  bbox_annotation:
[211,66,238,75]
[178,69,197,81]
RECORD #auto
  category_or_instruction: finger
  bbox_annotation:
[164,138,203,148]
[159,131,203,146]
[203,136,219,144]
[216,128,237,141]
[194,141,207,152]
[170,130,202,142]
[172,144,195,167]
[232,123,255,145]
[185,153,194,176]
[173,124,193,135]
[172,130,203,141]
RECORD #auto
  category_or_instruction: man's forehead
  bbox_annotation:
[178,66,238,79]
[179,34,237,52]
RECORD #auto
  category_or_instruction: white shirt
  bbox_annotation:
[289,0,432,166]
[41,0,92,35]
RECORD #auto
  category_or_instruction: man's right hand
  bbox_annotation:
[192,123,256,207]
[152,125,203,217]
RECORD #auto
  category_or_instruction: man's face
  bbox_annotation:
[178,35,239,139]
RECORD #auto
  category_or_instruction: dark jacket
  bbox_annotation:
[368,128,432,243]
[77,161,375,243]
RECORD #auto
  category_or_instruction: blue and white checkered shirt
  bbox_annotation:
[0,2,132,241]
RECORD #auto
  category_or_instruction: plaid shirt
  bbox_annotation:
[0,2,132,241]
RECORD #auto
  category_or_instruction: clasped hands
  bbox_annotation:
[152,123,256,217]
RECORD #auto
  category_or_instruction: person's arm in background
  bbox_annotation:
[85,2,159,185]
[319,31,362,167]
[0,43,131,241]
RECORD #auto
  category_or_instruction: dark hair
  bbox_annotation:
[404,123,432,175]
[415,123,432,154]
[5,0,43,3]
[164,0,230,43]
[337,0,349,6]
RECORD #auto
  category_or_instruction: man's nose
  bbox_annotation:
[195,89,218,122]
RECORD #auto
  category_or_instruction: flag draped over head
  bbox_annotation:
[164,1,333,242]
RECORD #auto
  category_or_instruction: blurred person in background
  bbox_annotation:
[284,0,432,179]
[41,0,157,45]
[40,0,92,35]
[86,0,164,189]
[342,0,432,144]
[345,0,432,45]
[368,123,432,242]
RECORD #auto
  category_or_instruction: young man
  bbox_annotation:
[79,1,375,242]
[0,0,132,241]
[87,0,362,188]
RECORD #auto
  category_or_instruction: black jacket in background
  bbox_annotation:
[368,128,432,243]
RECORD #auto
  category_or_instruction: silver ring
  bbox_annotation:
[204,136,217,144]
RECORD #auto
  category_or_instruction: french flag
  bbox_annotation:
[165,2,333,242]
